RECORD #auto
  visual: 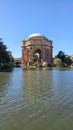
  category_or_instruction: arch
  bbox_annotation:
[33,49,41,63]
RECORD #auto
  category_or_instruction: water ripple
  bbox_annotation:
[0,69,73,130]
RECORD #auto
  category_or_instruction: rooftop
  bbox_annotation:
[28,33,43,38]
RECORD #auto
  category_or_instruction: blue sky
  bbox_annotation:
[0,0,73,58]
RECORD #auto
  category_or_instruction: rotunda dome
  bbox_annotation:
[28,33,43,38]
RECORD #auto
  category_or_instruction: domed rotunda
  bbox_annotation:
[21,33,53,66]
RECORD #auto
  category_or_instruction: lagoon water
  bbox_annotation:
[0,68,73,130]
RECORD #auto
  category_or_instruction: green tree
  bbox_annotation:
[55,50,72,67]
[54,58,62,66]
[55,51,65,62]
[0,39,10,65]
[64,56,72,65]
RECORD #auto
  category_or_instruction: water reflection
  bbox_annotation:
[0,72,12,102]
[22,70,53,107]
[0,69,73,130]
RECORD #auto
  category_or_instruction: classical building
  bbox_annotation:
[21,33,53,66]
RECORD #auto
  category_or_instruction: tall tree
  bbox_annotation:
[0,39,10,65]
[55,51,65,62]
[55,50,72,66]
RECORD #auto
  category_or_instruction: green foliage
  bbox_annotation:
[0,39,14,71]
[0,39,10,65]
[64,57,72,65]
[55,50,72,66]
[55,51,65,62]
[54,58,62,66]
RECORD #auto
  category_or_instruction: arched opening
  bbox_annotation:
[33,49,41,64]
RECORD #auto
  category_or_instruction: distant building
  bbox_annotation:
[14,57,21,67]
[21,33,53,66]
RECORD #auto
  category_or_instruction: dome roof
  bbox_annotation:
[25,33,52,43]
[28,33,43,38]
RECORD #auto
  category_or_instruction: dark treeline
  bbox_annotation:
[54,50,73,68]
[0,38,14,71]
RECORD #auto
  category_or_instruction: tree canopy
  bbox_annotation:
[0,39,10,65]
[55,51,65,62]
[55,50,72,66]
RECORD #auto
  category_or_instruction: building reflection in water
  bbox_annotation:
[22,70,53,113]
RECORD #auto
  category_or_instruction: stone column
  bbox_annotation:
[49,46,53,64]
[22,41,25,64]
[28,50,31,62]
[43,48,46,61]
[41,47,44,62]
[22,48,24,61]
